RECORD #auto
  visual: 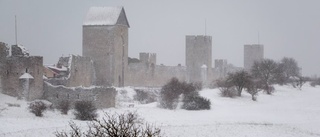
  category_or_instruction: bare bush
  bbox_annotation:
[28,101,47,117]
[74,101,97,121]
[57,100,70,115]
[290,76,307,90]
[216,79,237,98]
[55,112,162,137]
[310,78,320,87]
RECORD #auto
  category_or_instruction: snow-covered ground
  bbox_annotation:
[1,84,320,137]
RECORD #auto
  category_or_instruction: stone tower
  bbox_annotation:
[83,7,130,87]
[0,42,43,101]
[139,52,156,66]
[244,44,264,71]
[186,35,212,83]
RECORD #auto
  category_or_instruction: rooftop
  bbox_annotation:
[83,6,129,27]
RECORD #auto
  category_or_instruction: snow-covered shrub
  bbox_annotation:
[160,77,210,110]
[74,101,97,121]
[310,78,320,87]
[192,82,203,91]
[159,78,183,109]
[57,100,70,115]
[182,92,211,110]
[28,101,47,117]
[55,112,162,137]
[134,89,157,104]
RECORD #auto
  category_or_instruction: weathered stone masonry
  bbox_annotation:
[0,42,43,101]
[43,82,116,108]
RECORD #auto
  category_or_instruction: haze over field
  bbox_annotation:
[0,0,319,76]
[1,85,320,136]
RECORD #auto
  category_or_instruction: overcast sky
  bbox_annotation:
[0,0,319,76]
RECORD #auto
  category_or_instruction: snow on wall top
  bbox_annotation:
[17,45,28,54]
[19,73,34,79]
[47,65,68,72]
[201,64,207,69]
[83,7,124,26]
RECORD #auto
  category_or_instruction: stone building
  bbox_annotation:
[0,42,43,101]
[244,44,264,71]
[83,7,129,87]
[186,35,212,84]
[45,55,95,87]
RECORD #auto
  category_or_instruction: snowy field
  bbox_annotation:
[1,84,320,137]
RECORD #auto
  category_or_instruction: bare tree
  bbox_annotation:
[246,79,262,101]
[227,70,251,96]
[281,57,301,80]
[55,112,162,137]
[251,59,278,94]
[291,76,306,90]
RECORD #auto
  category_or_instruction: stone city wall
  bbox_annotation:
[43,82,116,108]
[2,56,43,101]
[67,55,95,87]
[126,63,187,87]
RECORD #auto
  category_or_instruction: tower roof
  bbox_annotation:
[83,6,130,27]
[19,73,34,79]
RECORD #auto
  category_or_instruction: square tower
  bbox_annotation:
[139,52,156,66]
[186,35,212,83]
[244,44,264,71]
[83,7,130,87]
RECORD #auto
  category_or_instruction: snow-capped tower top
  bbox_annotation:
[19,73,34,79]
[83,6,130,27]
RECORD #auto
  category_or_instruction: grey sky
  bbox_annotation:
[0,0,319,76]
